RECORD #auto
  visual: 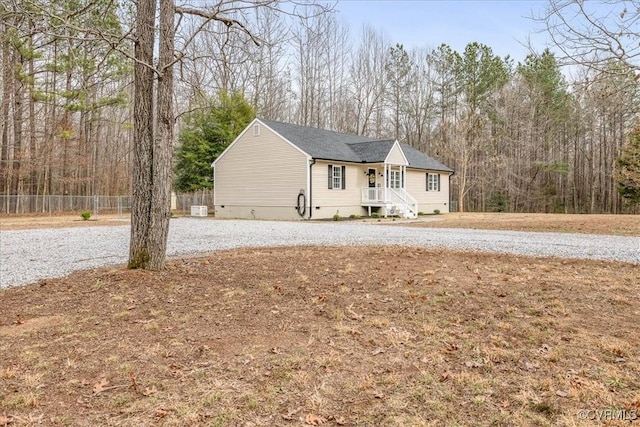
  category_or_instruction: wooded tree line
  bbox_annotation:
[0,0,132,203]
[1,0,638,214]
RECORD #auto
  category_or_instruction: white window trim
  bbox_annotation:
[332,166,342,190]
[427,173,440,192]
[390,170,401,189]
[253,123,260,136]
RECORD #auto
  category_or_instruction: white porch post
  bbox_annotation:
[383,163,387,202]
[383,163,388,218]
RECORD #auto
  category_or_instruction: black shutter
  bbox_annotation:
[426,173,429,191]
[437,174,441,191]
[341,166,346,189]
[401,170,405,188]
[328,165,333,189]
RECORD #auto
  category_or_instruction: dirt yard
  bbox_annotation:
[1,245,639,426]
[0,213,130,231]
[407,213,640,236]
[1,213,639,425]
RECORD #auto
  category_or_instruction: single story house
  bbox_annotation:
[212,118,454,220]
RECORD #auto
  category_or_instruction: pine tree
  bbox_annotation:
[173,91,254,192]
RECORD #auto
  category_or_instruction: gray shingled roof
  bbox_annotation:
[259,118,454,173]
[260,119,374,163]
[401,143,454,173]
[346,140,395,163]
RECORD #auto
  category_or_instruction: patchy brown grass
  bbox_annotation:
[407,213,640,236]
[0,213,129,230]
[1,246,638,426]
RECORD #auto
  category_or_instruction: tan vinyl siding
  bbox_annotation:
[214,124,308,216]
[385,143,408,165]
[406,169,451,213]
[311,161,369,218]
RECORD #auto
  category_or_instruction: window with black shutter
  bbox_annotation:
[328,165,346,190]
[427,173,440,191]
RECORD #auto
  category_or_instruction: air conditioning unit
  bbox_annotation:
[190,205,208,217]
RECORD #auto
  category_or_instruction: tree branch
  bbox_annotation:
[175,6,262,46]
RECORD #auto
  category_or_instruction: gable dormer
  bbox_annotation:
[384,141,409,166]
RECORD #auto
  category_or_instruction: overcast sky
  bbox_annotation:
[334,0,553,62]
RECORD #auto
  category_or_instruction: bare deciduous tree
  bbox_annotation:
[541,0,640,74]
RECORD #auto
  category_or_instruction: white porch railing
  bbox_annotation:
[361,187,418,218]
[361,187,386,203]
[387,187,418,218]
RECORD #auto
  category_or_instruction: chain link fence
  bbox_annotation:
[0,195,132,216]
[174,191,215,214]
[0,191,215,216]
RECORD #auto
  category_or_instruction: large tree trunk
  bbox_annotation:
[129,0,157,269]
[149,0,174,267]
[129,0,174,270]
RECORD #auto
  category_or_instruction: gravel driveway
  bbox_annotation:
[1,218,639,288]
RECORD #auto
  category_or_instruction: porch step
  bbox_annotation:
[388,204,417,219]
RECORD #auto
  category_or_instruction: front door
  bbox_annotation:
[368,169,376,188]
[367,169,377,201]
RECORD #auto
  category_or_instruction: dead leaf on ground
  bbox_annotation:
[538,344,551,354]
[92,378,109,394]
[304,413,326,425]
[347,308,363,320]
[444,341,459,353]
[334,416,346,425]
[439,370,452,382]
[142,386,157,397]
[282,407,302,421]
[154,407,174,419]
[128,371,139,392]
[0,412,10,426]
[555,390,569,398]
